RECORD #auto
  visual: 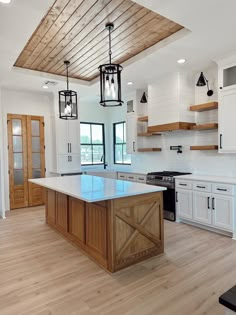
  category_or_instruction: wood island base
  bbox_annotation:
[46,189,164,272]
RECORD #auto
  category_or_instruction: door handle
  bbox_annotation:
[207,196,210,209]
[212,197,215,210]
[176,191,178,202]
[220,134,222,149]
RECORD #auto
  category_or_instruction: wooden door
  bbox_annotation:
[8,114,28,209]
[68,197,85,245]
[27,116,45,206]
[8,114,45,209]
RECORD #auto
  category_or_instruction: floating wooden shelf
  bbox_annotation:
[191,123,218,131]
[189,102,218,112]
[137,132,161,137]
[190,145,218,150]
[138,148,162,152]
[138,116,148,122]
[148,121,196,132]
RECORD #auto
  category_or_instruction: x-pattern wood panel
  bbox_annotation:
[14,0,184,81]
[115,200,163,267]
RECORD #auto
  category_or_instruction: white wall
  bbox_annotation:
[0,88,54,211]
[0,89,6,218]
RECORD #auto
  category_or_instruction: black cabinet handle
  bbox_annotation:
[217,188,227,191]
[70,143,72,153]
[133,141,135,152]
[207,196,210,209]
[212,197,215,210]
[220,134,223,149]
[176,191,178,202]
[68,143,69,153]
[179,183,187,186]
[197,185,206,189]
[68,156,69,162]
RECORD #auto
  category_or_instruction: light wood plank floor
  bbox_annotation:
[0,206,234,315]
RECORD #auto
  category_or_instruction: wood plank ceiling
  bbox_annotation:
[14,0,184,82]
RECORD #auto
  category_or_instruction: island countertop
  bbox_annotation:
[30,175,166,203]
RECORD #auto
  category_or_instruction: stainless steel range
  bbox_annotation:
[146,171,191,221]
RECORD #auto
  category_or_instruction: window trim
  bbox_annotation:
[113,121,131,165]
[80,122,105,166]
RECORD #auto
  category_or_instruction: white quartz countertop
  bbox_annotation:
[175,174,236,184]
[29,175,166,203]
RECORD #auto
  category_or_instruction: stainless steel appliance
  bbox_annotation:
[146,171,191,221]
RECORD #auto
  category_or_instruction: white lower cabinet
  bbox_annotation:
[57,155,81,173]
[176,189,193,220]
[193,192,212,225]
[176,179,234,234]
[212,194,233,231]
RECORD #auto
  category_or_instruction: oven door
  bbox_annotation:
[163,188,176,221]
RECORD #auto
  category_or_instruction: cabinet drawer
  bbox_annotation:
[117,173,127,180]
[126,174,137,182]
[193,181,211,192]
[175,180,192,190]
[212,183,234,196]
[136,175,146,183]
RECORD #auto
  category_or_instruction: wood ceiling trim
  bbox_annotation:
[23,0,95,69]
[71,17,177,79]
[57,7,154,77]
[15,0,71,66]
[14,0,184,82]
[44,1,139,74]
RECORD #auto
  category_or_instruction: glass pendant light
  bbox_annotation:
[58,61,78,120]
[99,22,123,107]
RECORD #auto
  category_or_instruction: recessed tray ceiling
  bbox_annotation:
[14,0,184,81]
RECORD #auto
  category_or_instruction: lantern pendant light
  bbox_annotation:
[99,22,123,107]
[59,60,78,120]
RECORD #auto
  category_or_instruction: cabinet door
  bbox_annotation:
[57,154,81,173]
[126,113,137,153]
[176,189,193,220]
[86,202,107,263]
[55,192,68,234]
[55,118,69,155]
[68,120,80,154]
[68,197,85,244]
[46,189,56,226]
[219,89,236,152]
[212,194,233,231]
[193,192,211,225]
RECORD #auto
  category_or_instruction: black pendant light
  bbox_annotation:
[140,92,148,103]
[99,22,123,107]
[59,60,78,120]
[196,72,214,96]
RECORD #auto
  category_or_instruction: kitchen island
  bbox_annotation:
[30,175,166,272]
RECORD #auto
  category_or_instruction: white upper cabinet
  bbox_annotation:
[218,89,236,153]
[126,113,137,154]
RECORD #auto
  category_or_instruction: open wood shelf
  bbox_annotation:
[138,148,162,152]
[190,145,218,151]
[138,116,148,122]
[137,132,161,137]
[191,123,218,131]
[189,102,218,112]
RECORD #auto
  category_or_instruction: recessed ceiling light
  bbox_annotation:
[127,82,133,85]
[177,59,186,64]
[0,0,11,3]
[42,85,49,89]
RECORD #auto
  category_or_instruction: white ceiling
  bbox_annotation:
[1,0,236,101]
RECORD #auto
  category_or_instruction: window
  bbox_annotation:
[80,122,105,165]
[113,122,131,164]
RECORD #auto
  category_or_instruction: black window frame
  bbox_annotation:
[80,122,105,166]
[113,121,131,165]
